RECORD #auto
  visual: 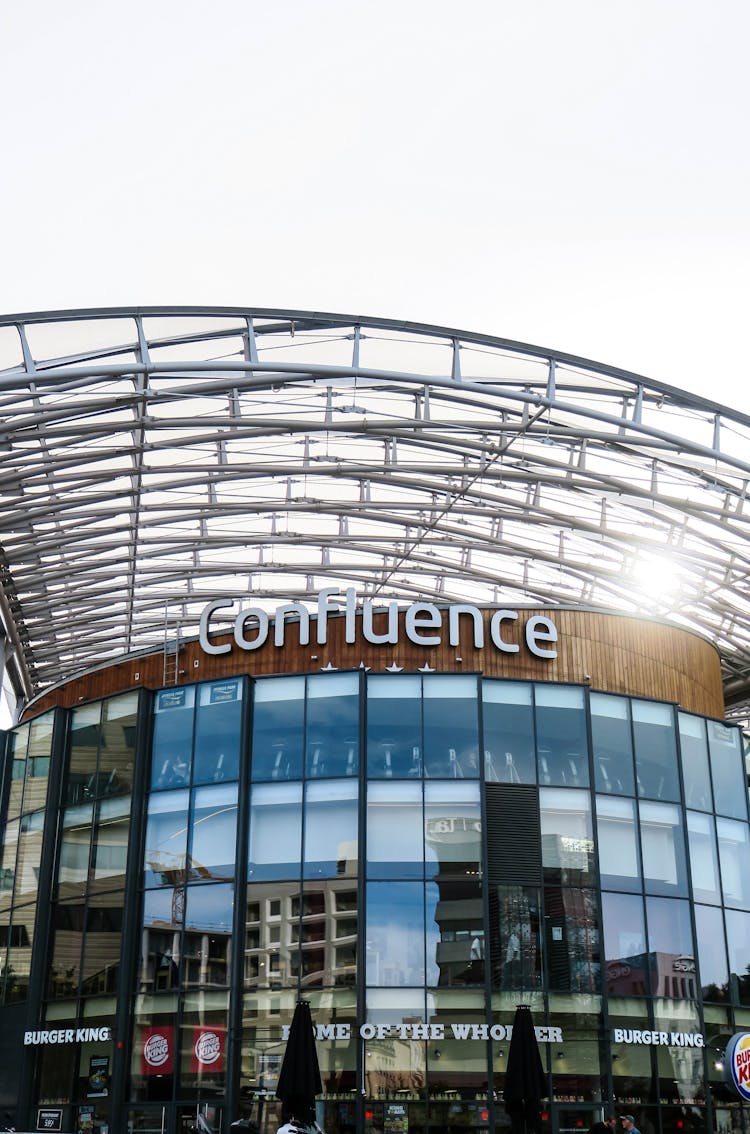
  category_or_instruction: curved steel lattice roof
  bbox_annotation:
[1,307,749,717]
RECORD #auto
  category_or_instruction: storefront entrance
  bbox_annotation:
[128,1104,225,1134]
[362,1098,490,1134]
[553,1104,604,1134]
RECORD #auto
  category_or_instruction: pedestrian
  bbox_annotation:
[587,1115,616,1134]
[620,1115,641,1134]
[277,1114,322,1134]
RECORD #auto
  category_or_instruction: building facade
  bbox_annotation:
[1,602,748,1134]
[2,307,750,1134]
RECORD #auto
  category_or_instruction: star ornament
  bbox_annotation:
[385,663,404,673]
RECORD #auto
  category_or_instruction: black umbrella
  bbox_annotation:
[504,1005,547,1134]
[276,999,323,1126]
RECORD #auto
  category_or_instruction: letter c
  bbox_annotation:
[490,609,520,653]
[199,599,234,655]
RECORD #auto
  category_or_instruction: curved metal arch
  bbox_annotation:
[0,306,749,719]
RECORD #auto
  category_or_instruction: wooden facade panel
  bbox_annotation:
[25,607,725,719]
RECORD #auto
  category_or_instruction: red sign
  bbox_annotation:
[141,1026,174,1075]
[191,1027,225,1073]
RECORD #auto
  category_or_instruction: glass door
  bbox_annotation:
[554,1103,604,1134]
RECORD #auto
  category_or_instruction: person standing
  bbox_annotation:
[587,1115,615,1134]
[621,1115,641,1134]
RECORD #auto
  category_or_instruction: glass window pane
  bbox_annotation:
[130,1003,177,1100]
[91,798,130,892]
[183,884,233,988]
[424,782,481,879]
[297,880,358,989]
[366,881,425,986]
[601,892,647,998]
[143,886,179,926]
[81,894,123,996]
[678,713,712,812]
[427,878,484,988]
[725,908,750,1005]
[0,909,11,1000]
[14,810,45,902]
[646,896,695,998]
[96,693,137,798]
[717,818,750,910]
[639,800,687,896]
[482,681,535,784]
[596,796,640,891]
[251,676,305,781]
[303,780,358,878]
[189,784,238,881]
[540,787,594,884]
[694,904,728,1001]
[590,693,634,796]
[423,676,479,779]
[686,811,720,905]
[544,886,600,993]
[421,880,445,987]
[5,901,35,1002]
[0,820,19,909]
[66,703,102,806]
[151,688,195,789]
[306,675,360,778]
[140,889,181,992]
[489,884,542,991]
[363,989,427,1097]
[653,1002,703,1104]
[180,999,229,1089]
[366,676,422,779]
[535,685,588,788]
[184,882,234,931]
[708,721,748,820]
[632,700,679,801]
[48,901,83,998]
[58,804,94,899]
[144,790,189,888]
[366,782,423,879]
[7,727,28,816]
[182,885,234,990]
[248,783,302,881]
[193,679,242,784]
[25,712,53,809]
[245,881,301,990]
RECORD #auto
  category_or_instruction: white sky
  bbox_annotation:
[1,0,749,408]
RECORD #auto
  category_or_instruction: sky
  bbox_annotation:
[1,0,750,408]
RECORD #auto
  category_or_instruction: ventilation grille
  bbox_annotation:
[485,783,542,885]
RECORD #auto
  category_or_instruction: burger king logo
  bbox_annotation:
[725,1032,750,1100]
[144,1032,170,1068]
[195,1031,222,1066]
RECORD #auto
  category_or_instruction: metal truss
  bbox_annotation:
[1,307,749,719]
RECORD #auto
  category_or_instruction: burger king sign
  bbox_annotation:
[725,1032,750,1100]
[141,1026,174,1076]
[192,1028,225,1073]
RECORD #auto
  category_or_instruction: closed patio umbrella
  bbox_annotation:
[504,1005,547,1134]
[276,1000,323,1127]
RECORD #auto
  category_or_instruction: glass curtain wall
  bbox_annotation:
[2,673,750,1134]
[42,693,139,1130]
[136,679,243,1106]
[0,711,54,1003]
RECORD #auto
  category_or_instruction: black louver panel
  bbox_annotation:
[485,783,542,886]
